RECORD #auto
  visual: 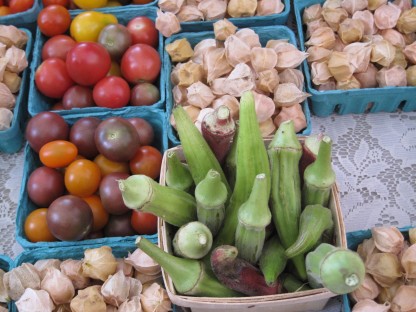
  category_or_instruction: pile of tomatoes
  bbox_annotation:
[23,111,163,243]
[35,3,161,110]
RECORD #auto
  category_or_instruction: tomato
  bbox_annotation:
[106,0,121,6]
[25,208,57,242]
[37,5,71,37]
[65,159,101,197]
[0,6,10,15]
[121,44,161,84]
[35,58,74,99]
[93,76,130,108]
[8,0,33,13]
[42,0,69,7]
[66,42,111,86]
[130,82,160,106]
[70,11,118,42]
[108,61,121,77]
[126,16,158,48]
[69,117,101,159]
[73,0,107,9]
[83,195,109,232]
[27,166,65,207]
[127,117,154,146]
[104,212,136,237]
[39,140,78,168]
[131,211,157,235]
[94,154,130,176]
[51,101,64,110]
[98,24,131,60]
[129,146,162,179]
[42,35,76,61]
[99,172,130,215]
[62,85,95,110]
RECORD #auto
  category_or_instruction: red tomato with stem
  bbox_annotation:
[8,0,33,13]
[126,16,158,47]
[93,76,130,108]
[37,5,71,37]
[35,58,74,99]
[131,211,157,235]
[121,44,161,84]
[129,145,162,179]
[42,35,76,61]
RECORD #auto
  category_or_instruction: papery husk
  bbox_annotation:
[224,35,251,67]
[198,0,227,20]
[278,68,304,90]
[311,61,333,85]
[341,0,368,15]
[376,65,407,87]
[357,238,380,263]
[124,249,161,276]
[344,42,372,73]
[227,0,257,17]
[186,81,216,108]
[194,107,215,131]
[317,78,337,90]
[211,95,240,119]
[332,35,346,52]
[354,63,378,88]
[155,10,181,38]
[404,42,416,65]
[273,103,306,133]
[371,39,396,67]
[250,47,277,73]
[306,19,330,39]
[377,279,405,304]
[2,71,21,93]
[338,18,365,44]
[380,29,406,48]
[256,0,284,16]
[172,85,187,104]
[0,269,7,302]
[0,43,6,57]
[336,75,361,89]
[374,3,402,30]
[70,285,107,312]
[410,228,416,244]
[60,259,91,290]
[306,46,332,63]
[210,78,227,96]
[392,48,408,69]
[235,28,261,49]
[371,227,404,254]
[134,271,163,286]
[256,68,279,93]
[305,27,336,49]
[303,3,323,23]
[350,274,380,302]
[401,243,416,279]
[398,240,410,263]
[275,49,309,70]
[390,285,416,312]
[128,277,143,299]
[258,118,276,136]
[158,0,185,14]
[82,246,118,282]
[41,267,75,305]
[327,51,354,81]
[4,46,27,74]
[222,63,256,97]
[118,296,142,312]
[252,91,275,123]
[177,5,204,22]
[192,39,217,64]
[166,38,194,63]
[273,82,310,107]
[403,32,416,45]
[323,0,342,9]
[172,61,205,87]
[396,7,416,34]
[101,271,131,307]
[393,0,412,11]
[34,259,61,280]
[368,0,387,10]
[352,299,391,312]
[140,283,171,312]
[170,105,200,129]
[15,288,55,312]
[265,40,291,52]
[115,259,133,278]
[0,25,28,49]
[3,263,41,301]
[0,58,7,81]
[54,304,72,312]
[366,252,403,287]
[406,65,416,86]
[352,10,376,35]
[0,107,13,130]
[321,7,349,31]
[213,19,237,41]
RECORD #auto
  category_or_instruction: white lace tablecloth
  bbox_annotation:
[1,111,415,311]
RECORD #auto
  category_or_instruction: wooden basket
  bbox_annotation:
[158,137,347,312]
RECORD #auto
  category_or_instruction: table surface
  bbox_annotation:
[1,111,415,312]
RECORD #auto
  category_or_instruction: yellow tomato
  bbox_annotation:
[70,11,117,42]
[73,0,108,9]
[107,1,122,6]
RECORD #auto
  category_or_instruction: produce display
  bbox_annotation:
[0,245,172,311]
[302,0,416,90]
[22,111,162,243]
[33,5,161,111]
[0,0,34,16]
[0,25,29,131]
[345,227,416,312]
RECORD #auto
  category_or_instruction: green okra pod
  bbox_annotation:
[259,235,288,286]
[165,150,194,192]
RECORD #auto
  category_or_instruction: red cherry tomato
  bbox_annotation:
[121,44,161,84]
[66,42,111,86]
[42,35,76,61]
[35,58,74,99]
[129,145,162,179]
[93,76,130,108]
[131,211,157,235]
[126,16,158,47]
[37,5,71,37]
[8,0,34,13]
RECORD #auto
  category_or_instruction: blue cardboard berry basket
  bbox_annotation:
[342,226,411,312]
[173,0,290,33]
[164,25,312,147]
[15,107,168,249]
[294,0,416,117]
[0,0,41,32]
[28,5,165,117]
[0,254,13,311]
[0,28,33,154]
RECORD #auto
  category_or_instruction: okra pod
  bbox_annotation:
[165,150,194,192]
[259,235,288,286]
[173,221,213,259]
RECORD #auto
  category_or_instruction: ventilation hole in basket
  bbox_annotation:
[334,104,341,113]
[365,102,374,113]
[398,101,406,111]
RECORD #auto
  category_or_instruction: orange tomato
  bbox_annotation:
[24,208,57,242]
[94,153,130,176]
[0,6,10,15]
[39,140,78,168]
[83,195,109,232]
[65,159,101,197]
